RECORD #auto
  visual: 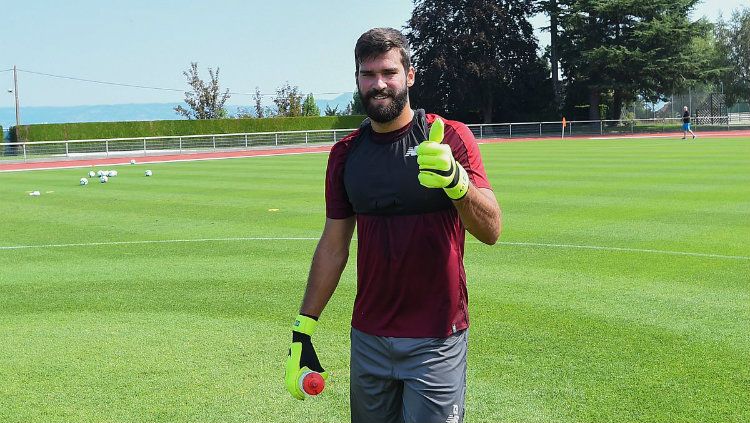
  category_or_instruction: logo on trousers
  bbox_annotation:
[445,405,460,423]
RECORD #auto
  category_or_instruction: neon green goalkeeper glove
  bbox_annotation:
[416,118,469,200]
[285,314,328,400]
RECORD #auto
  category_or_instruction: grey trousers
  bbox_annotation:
[350,327,468,423]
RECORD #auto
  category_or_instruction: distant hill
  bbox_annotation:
[315,92,355,115]
[0,103,184,128]
[0,92,356,129]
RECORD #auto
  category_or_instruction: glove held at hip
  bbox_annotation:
[285,314,328,400]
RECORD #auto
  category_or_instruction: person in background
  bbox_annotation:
[682,106,696,139]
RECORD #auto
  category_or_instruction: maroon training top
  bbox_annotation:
[325,110,491,337]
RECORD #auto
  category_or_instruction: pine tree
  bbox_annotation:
[350,91,365,115]
[302,93,321,116]
[324,105,339,116]
[556,0,713,120]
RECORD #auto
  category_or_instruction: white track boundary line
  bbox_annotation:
[1,237,747,261]
[0,150,329,173]
[588,134,684,140]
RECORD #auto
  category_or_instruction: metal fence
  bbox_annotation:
[1,129,353,163]
[2,117,749,163]
[467,116,750,140]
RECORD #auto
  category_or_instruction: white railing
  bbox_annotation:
[1,128,354,162]
[466,116,746,139]
[2,116,747,163]
[729,112,750,123]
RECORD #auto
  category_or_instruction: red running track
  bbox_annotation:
[0,145,333,172]
[2,130,749,172]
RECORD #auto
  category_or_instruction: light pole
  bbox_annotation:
[12,65,20,129]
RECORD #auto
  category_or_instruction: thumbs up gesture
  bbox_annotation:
[416,118,469,200]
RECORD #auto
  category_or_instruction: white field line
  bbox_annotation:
[1,237,747,261]
[0,237,319,250]
[497,241,749,261]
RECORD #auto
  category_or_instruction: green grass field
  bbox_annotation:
[1,136,748,422]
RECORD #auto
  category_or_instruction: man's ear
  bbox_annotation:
[406,66,415,87]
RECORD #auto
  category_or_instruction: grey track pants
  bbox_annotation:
[350,327,468,423]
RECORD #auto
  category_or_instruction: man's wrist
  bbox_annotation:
[293,314,318,336]
[444,164,469,200]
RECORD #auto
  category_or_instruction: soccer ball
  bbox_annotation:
[88,171,96,178]
[130,159,136,165]
[108,170,118,177]
[145,170,152,177]
[97,170,105,177]
[100,175,109,183]
[80,178,89,186]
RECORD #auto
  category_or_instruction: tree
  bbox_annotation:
[253,87,265,118]
[556,0,713,120]
[302,93,321,116]
[350,91,365,115]
[273,82,303,117]
[174,62,230,119]
[343,101,353,116]
[407,0,552,123]
[535,0,562,110]
[324,105,340,116]
[713,7,750,106]
[263,106,276,118]
[235,107,254,118]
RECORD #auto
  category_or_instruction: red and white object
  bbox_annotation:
[298,371,325,396]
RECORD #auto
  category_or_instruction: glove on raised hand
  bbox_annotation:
[416,118,469,200]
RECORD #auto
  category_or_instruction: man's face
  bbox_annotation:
[356,49,415,124]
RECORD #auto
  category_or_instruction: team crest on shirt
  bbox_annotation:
[404,146,417,157]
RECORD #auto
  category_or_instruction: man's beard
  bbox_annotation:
[360,84,409,124]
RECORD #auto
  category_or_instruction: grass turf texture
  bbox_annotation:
[1,136,748,422]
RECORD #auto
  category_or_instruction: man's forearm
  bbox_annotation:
[299,217,355,317]
[453,185,501,245]
[299,245,349,317]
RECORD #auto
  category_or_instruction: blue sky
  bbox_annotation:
[2,0,746,108]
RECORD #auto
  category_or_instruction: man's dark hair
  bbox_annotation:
[354,28,411,74]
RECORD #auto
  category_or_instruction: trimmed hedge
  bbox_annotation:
[16,115,366,142]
